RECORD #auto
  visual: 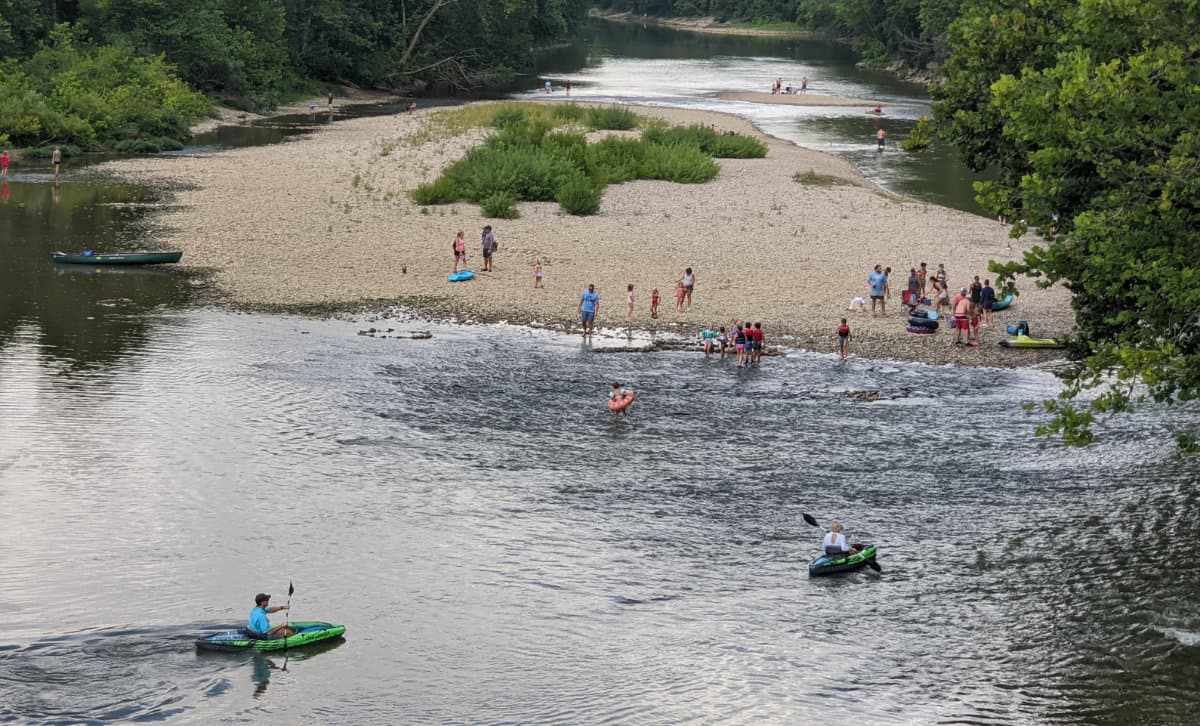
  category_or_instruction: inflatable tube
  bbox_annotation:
[908,316,939,330]
[907,325,937,334]
[607,391,636,412]
[990,294,1014,311]
[448,270,475,282]
[909,309,939,321]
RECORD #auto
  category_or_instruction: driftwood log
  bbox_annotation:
[357,328,433,339]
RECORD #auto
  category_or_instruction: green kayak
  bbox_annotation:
[809,544,879,577]
[195,621,346,652]
[999,334,1064,349]
[52,250,183,265]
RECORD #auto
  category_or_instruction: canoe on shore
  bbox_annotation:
[52,251,183,265]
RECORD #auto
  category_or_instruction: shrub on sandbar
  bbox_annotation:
[586,105,638,131]
[556,176,603,215]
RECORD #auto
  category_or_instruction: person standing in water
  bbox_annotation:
[875,128,886,152]
[609,382,633,415]
[837,318,851,362]
[579,284,599,338]
[327,91,334,110]
[1,149,9,180]
[51,146,62,180]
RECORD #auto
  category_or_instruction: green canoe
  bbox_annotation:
[195,621,346,652]
[999,334,1064,349]
[809,544,879,577]
[52,250,183,265]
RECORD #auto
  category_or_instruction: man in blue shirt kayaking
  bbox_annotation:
[248,593,295,639]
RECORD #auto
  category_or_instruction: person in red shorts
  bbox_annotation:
[953,293,972,344]
[1,149,9,180]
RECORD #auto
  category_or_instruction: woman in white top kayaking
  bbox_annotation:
[823,521,859,556]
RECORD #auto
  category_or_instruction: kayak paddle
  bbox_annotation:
[282,581,294,670]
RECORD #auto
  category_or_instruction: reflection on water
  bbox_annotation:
[1,311,1198,723]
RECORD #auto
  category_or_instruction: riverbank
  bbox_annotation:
[189,88,403,135]
[101,101,1073,368]
[589,10,819,38]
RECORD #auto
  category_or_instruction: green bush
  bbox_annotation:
[707,133,767,158]
[556,176,603,215]
[411,176,460,204]
[586,105,637,131]
[491,104,527,129]
[551,102,586,123]
[586,136,645,184]
[639,144,719,183]
[900,115,933,152]
[480,191,519,219]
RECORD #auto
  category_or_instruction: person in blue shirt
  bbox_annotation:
[579,284,599,338]
[248,593,295,639]
[699,325,719,356]
[867,264,888,316]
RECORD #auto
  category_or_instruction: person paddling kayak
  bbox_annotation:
[249,593,295,639]
[823,521,860,556]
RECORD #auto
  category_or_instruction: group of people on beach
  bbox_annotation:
[699,321,765,367]
[772,77,808,95]
[451,225,498,273]
[578,267,698,336]
[844,261,1000,352]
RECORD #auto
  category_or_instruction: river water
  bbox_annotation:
[2,19,1199,726]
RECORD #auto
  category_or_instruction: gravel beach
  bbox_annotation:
[102,102,1074,367]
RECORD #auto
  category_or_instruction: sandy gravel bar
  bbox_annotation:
[712,91,886,108]
[101,102,1074,367]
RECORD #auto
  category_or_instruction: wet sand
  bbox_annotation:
[104,102,1073,368]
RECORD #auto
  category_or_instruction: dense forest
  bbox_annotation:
[0,0,590,149]
[595,0,963,71]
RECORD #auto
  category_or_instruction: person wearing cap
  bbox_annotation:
[248,593,294,639]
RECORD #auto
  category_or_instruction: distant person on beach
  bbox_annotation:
[481,225,497,271]
[625,284,635,321]
[1,149,8,180]
[875,128,886,151]
[579,284,599,337]
[674,281,686,312]
[679,267,695,308]
[51,146,62,180]
[917,262,928,298]
[936,263,948,292]
[837,318,851,361]
[980,279,996,325]
[801,77,808,94]
[406,102,417,113]
[930,277,947,317]
[327,92,334,109]
[565,80,572,95]
[650,288,660,318]
[970,276,983,307]
[772,78,781,95]
[906,268,919,308]
[868,264,887,316]
[970,303,984,346]
[452,230,466,272]
[534,259,543,288]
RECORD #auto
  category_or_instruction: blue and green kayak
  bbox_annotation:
[809,545,879,577]
[195,621,346,652]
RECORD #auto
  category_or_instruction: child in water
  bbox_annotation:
[650,288,660,319]
[534,260,543,288]
[837,318,851,361]
[609,382,633,415]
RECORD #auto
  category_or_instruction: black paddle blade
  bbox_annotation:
[288,581,294,597]
[866,558,882,572]
[802,513,819,528]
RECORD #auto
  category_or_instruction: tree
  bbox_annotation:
[934,0,1200,450]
